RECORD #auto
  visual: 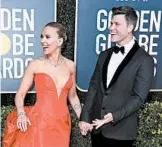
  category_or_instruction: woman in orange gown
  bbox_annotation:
[3,22,82,147]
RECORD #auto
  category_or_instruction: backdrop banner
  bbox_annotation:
[0,0,57,93]
[75,0,162,92]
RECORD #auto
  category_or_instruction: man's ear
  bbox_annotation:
[128,24,134,33]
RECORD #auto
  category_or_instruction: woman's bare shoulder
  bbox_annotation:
[39,56,46,60]
[27,57,45,71]
[28,57,44,65]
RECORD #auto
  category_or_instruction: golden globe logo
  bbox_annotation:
[0,33,11,55]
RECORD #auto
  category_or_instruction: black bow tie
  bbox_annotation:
[113,46,125,54]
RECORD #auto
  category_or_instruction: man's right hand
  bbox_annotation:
[79,121,93,136]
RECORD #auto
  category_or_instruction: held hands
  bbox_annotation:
[17,112,31,132]
[79,113,113,135]
[79,121,93,136]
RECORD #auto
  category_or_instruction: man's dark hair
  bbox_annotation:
[112,6,138,31]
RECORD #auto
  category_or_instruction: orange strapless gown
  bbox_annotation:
[3,73,73,147]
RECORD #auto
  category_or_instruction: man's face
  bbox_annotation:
[109,14,133,45]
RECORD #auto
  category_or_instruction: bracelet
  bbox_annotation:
[73,104,81,110]
[17,112,26,117]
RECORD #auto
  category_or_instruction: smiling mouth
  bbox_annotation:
[111,34,118,37]
[110,33,117,35]
[43,47,48,49]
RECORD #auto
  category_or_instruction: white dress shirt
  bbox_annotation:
[106,39,135,87]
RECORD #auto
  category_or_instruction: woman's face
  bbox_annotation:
[40,26,63,55]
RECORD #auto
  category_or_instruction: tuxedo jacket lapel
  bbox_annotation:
[107,41,140,89]
[102,49,113,90]
[102,41,140,91]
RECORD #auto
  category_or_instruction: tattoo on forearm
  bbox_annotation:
[73,104,81,110]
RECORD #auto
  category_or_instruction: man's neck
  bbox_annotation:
[117,35,133,46]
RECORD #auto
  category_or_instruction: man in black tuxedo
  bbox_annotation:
[79,6,154,147]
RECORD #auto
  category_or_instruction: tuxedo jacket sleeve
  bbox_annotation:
[112,55,154,123]
[80,54,101,123]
